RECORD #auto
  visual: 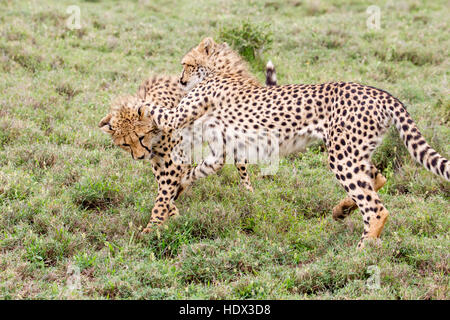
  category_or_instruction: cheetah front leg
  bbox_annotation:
[176,120,228,193]
[142,160,185,233]
[179,152,226,193]
[236,164,253,192]
[142,183,181,233]
[143,195,170,232]
[328,152,389,249]
[174,163,252,199]
[332,165,386,220]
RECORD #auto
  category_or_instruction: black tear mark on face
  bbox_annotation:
[139,135,152,154]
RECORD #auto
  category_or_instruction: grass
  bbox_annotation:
[0,0,449,299]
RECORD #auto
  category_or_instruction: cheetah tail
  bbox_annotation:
[265,60,277,86]
[392,101,449,181]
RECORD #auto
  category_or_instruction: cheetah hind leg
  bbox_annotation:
[328,155,389,249]
[332,166,386,220]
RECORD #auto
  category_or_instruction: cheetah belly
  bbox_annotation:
[279,134,315,157]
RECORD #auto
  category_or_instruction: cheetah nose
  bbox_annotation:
[137,155,145,160]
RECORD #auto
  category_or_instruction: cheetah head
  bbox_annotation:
[98,96,159,160]
[179,37,216,91]
[180,37,254,91]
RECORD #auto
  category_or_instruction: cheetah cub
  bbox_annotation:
[146,37,449,248]
[99,61,278,230]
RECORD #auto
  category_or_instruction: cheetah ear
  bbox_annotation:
[199,37,215,56]
[98,114,113,134]
[137,83,147,100]
[137,105,145,120]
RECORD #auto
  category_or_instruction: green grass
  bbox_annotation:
[0,0,449,299]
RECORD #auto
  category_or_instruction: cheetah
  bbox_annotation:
[145,37,449,248]
[99,59,277,230]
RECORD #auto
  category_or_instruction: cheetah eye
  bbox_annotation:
[146,129,158,135]
[122,143,130,147]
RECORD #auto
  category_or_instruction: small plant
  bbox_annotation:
[233,278,268,299]
[71,177,123,211]
[218,20,272,65]
[432,98,450,126]
[74,252,98,271]
[56,83,80,100]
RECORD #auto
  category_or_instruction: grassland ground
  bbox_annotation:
[0,0,448,299]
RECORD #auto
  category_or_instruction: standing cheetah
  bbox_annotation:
[145,37,449,248]
[99,58,277,230]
